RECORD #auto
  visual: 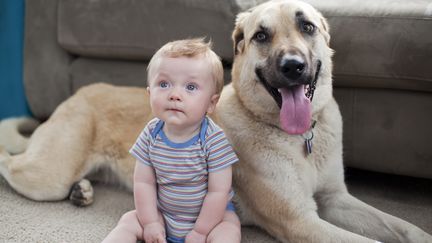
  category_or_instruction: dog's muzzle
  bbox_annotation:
[256,59,321,108]
[255,59,321,135]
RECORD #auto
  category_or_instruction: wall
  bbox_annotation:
[0,0,31,119]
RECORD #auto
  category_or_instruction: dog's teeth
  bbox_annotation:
[278,89,281,93]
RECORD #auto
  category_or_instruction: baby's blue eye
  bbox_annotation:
[159,81,169,88]
[186,84,197,91]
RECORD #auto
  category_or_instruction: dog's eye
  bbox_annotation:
[300,22,315,33]
[253,31,269,43]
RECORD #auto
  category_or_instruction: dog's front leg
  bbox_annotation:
[316,191,432,243]
[235,171,375,243]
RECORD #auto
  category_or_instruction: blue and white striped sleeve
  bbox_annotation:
[129,124,152,167]
[205,128,239,173]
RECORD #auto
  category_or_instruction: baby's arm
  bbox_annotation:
[134,161,166,242]
[190,166,232,238]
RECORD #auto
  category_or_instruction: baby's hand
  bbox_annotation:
[185,229,206,243]
[143,222,166,243]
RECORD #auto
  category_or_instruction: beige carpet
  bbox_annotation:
[1,168,431,242]
[0,177,274,243]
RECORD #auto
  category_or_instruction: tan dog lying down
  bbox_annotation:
[1,0,431,242]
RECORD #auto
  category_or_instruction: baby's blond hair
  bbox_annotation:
[147,38,224,94]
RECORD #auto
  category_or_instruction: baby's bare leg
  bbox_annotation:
[207,211,241,243]
[102,210,143,243]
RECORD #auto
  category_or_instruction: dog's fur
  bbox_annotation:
[0,1,431,242]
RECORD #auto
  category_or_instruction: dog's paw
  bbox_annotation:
[69,179,94,207]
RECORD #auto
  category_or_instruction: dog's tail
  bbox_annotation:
[0,117,40,155]
[0,145,11,167]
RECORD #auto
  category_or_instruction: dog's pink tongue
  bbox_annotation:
[279,86,311,134]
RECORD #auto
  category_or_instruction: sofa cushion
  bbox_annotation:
[57,0,238,62]
[304,0,432,92]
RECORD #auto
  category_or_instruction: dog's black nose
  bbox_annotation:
[280,58,305,80]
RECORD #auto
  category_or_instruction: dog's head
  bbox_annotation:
[231,0,334,135]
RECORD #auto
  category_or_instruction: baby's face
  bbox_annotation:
[147,56,219,129]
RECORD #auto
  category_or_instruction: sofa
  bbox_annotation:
[8,0,431,241]
[24,0,432,179]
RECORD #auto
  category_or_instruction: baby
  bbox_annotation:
[103,38,241,243]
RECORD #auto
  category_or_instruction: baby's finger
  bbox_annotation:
[145,235,157,243]
[157,237,167,243]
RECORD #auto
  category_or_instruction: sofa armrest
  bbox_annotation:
[24,0,72,120]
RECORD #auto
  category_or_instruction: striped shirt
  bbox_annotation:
[130,117,238,239]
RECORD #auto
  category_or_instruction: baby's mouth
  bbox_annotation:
[167,108,183,113]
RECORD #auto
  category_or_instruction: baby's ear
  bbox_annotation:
[146,87,150,94]
[207,94,220,114]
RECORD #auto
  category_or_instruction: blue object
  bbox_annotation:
[0,0,31,119]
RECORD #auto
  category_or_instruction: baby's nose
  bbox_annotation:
[169,89,182,101]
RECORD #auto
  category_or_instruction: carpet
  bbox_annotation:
[1,168,431,242]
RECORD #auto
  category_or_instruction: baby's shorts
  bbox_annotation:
[166,201,236,243]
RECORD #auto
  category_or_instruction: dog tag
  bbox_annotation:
[302,120,316,156]
[302,129,314,156]
[305,137,313,155]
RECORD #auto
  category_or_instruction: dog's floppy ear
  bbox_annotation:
[319,15,331,45]
[232,11,250,55]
